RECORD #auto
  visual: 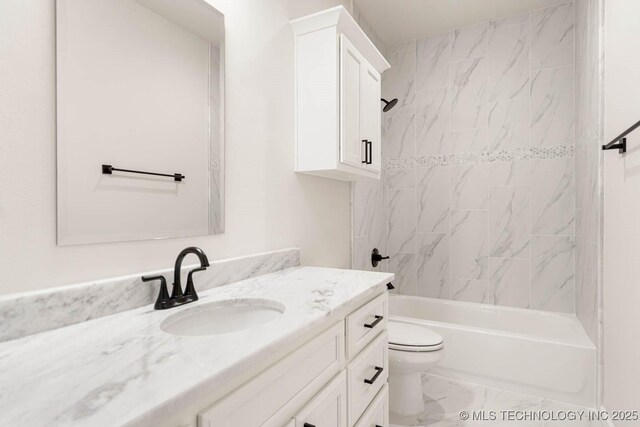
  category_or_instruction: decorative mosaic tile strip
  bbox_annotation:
[384,144,575,170]
[384,157,416,170]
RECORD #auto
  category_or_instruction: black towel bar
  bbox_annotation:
[102,164,185,182]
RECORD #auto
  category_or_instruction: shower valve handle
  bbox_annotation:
[371,248,389,267]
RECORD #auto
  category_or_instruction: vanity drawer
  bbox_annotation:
[346,293,388,359]
[354,384,388,427]
[294,371,347,427]
[198,322,344,427]
[347,331,388,426]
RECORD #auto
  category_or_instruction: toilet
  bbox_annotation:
[388,320,445,416]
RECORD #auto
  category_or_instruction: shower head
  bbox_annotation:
[381,98,398,112]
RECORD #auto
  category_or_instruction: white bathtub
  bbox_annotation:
[390,295,596,407]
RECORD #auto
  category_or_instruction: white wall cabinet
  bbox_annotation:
[291,6,389,181]
[197,292,389,427]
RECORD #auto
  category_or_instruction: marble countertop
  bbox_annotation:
[0,266,393,427]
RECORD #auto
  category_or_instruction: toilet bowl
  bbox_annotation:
[388,320,444,417]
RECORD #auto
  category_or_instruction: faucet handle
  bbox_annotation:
[184,267,206,302]
[142,275,175,310]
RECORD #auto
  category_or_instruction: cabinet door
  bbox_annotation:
[340,34,366,168]
[295,371,348,427]
[361,64,381,172]
[353,385,388,427]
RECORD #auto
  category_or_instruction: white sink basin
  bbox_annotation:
[160,298,285,337]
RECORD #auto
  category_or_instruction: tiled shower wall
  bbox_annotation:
[574,0,603,404]
[353,2,579,314]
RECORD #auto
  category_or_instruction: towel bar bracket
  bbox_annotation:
[602,138,627,154]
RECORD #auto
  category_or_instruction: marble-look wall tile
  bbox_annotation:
[530,65,575,146]
[452,279,490,303]
[364,2,580,317]
[416,88,450,156]
[489,160,531,186]
[489,12,529,31]
[417,165,450,233]
[389,252,417,295]
[417,33,451,91]
[417,233,450,298]
[388,189,416,253]
[586,0,602,130]
[451,128,488,153]
[450,57,488,130]
[576,0,603,400]
[452,164,489,210]
[386,168,415,190]
[383,114,416,158]
[352,236,370,271]
[489,186,530,258]
[585,140,600,239]
[577,241,599,345]
[451,22,488,62]
[368,208,388,261]
[451,210,488,280]
[488,22,529,101]
[530,2,575,71]
[352,179,381,237]
[382,42,416,116]
[488,97,529,150]
[489,257,530,308]
[532,157,575,235]
[574,0,589,135]
[531,235,575,313]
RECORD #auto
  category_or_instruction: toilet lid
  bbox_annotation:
[388,321,444,352]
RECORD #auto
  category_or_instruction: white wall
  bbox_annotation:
[603,0,640,415]
[0,0,352,296]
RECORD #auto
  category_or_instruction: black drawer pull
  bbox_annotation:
[364,366,384,385]
[304,423,316,427]
[361,139,368,164]
[364,315,384,329]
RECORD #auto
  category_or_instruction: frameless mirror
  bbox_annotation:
[56,0,224,245]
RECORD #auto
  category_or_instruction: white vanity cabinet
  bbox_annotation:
[291,6,390,181]
[197,292,389,427]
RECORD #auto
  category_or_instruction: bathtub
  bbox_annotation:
[390,295,596,407]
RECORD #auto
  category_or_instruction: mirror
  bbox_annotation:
[56,0,224,245]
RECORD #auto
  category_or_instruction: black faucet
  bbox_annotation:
[142,247,210,310]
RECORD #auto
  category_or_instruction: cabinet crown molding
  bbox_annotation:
[290,5,390,73]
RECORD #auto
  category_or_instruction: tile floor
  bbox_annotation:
[390,374,604,427]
